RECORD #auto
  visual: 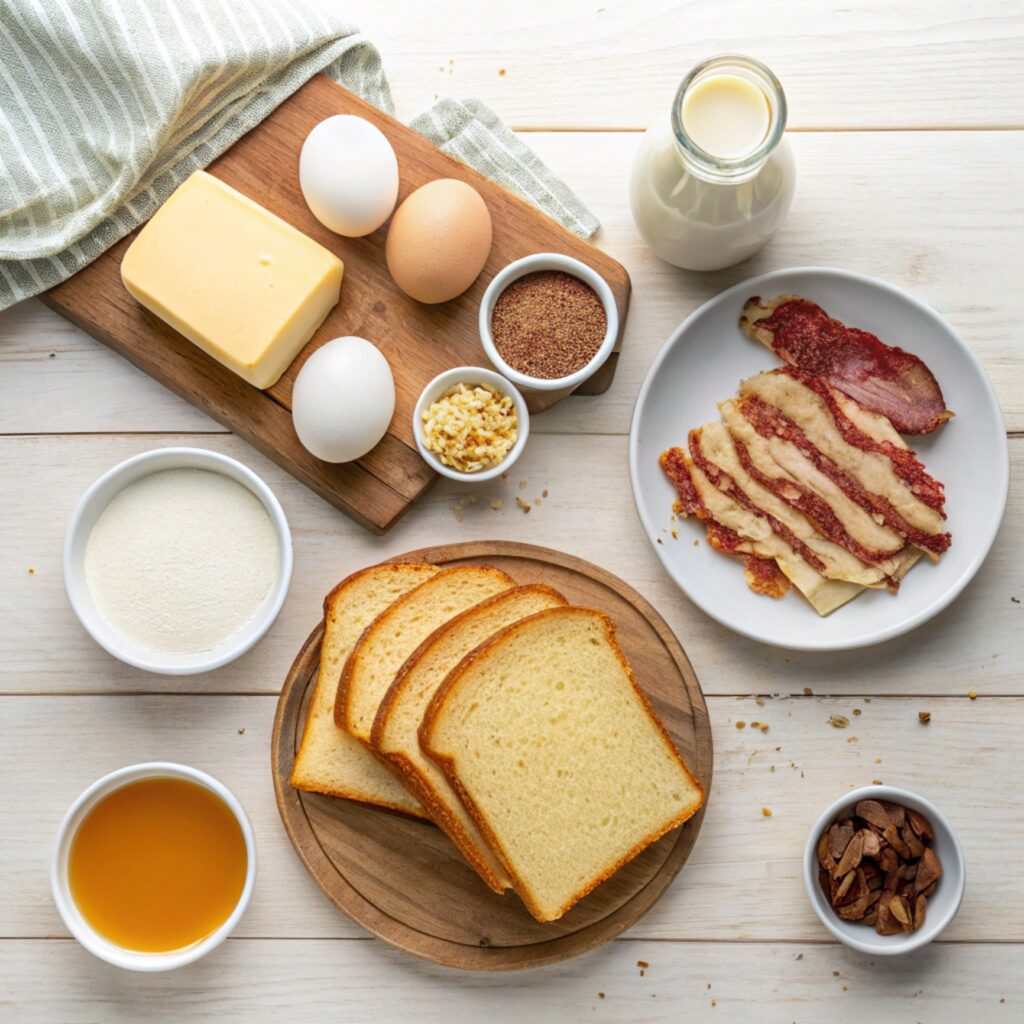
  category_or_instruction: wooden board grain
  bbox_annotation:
[271,541,712,969]
[41,77,631,534]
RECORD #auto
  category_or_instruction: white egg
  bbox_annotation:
[292,337,395,463]
[299,115,399,237]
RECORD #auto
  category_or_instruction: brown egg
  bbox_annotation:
[385,179,492,304]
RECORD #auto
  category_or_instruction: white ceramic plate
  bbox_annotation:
[629,267,1008,651]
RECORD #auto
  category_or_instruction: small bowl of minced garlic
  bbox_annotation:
[413,366,529,482]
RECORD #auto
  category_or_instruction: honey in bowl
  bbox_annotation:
[68,777,247,953]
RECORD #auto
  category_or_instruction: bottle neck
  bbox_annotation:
[670,54,787,185]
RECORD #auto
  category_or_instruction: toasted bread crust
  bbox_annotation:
[289,774,429,819]
[380,749,507,893]
[370,585,568,893]
[291,561,438,818]
[421,606,706,922]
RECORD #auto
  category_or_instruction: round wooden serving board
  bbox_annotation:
[271,541,713,970]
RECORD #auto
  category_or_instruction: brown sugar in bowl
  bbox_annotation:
[479,253,618,391]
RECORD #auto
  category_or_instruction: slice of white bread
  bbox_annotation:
[290,563,439,816]
[421,607,705,922]
[335,565,515,741]
[371,585,568,893]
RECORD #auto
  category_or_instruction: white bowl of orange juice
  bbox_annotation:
[51,763,255,971]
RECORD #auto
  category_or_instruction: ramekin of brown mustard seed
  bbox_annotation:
[480,254,617,389]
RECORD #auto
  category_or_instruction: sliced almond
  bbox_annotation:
[835,869,856,903]
[906,808,934,841]
[878,847,899,875]
[828,820,855,861]
[882,801,907,828]
[837,885,879,921]
[915,846,942,892]
[899,861,918,882]
[839,869,869,907]
[875,899,903,935]
[901,825,925,860]
[889,895,914,932]
[855,800,891,831]
[913,893,927,932]
[885,824,912,859]
[817,830,834,871]
[835,831,865,876]
[861,829,882,858]
[820,800,942,936]
[883,866,901,894]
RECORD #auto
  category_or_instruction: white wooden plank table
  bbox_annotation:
[1,3,1021,1020]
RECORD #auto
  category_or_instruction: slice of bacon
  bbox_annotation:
[740,295,953,435]
[688,427,828,575]
[660,446,787,595]
[661,446,745,552]
[736,394,951,557]
[742,553,791,599]
[728,432,905,572]
[776,367,946,514]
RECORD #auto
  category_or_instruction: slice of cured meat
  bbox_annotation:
[744,367,946,518]
[740,295,953,435]
[743,555,791,599]
[660,447,866,615]
[720,398,913,560]
[733,370,951,557]
[660,446,762,560]
[691,421,899,588]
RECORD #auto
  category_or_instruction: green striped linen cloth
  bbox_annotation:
[0,0,598,311]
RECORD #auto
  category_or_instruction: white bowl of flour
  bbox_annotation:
[64,448,293,674]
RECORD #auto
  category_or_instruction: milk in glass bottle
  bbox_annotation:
[629,55,795,271]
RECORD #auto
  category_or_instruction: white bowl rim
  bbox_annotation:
[479,252,619,391]
[63,446,293,675]
[412,366,530,482]
[628,265,1009,651]
[51,762,256,972]
[802,784,966,956]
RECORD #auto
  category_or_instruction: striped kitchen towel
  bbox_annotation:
[0,0,598,311]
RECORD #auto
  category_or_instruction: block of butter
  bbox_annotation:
[121,171,343,389]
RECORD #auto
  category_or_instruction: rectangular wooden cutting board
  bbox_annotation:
[42,76,631,533]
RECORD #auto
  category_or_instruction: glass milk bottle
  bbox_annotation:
[629,55,795,272]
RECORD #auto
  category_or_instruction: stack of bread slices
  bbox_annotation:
[291,561,704,922]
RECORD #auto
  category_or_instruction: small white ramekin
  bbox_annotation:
[804,785,965,956]
[52,762,256,972]
[63,447,293,675]
[413,366,530,483]
[479,252,619,392]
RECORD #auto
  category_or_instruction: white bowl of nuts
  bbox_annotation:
[413,366,529,482]
[479,252,618,392]
[804,785,965,956]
